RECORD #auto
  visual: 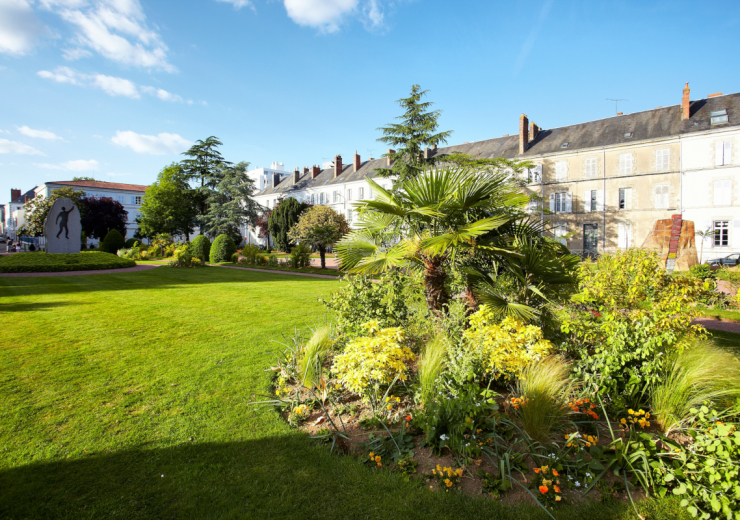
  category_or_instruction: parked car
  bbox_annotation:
[706,253,740,267]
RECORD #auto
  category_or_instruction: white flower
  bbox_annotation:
[575,481,581,487]
[440,434,449,441]
[585,472,592,478]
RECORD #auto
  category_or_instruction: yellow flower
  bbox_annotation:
[444,479,453,488]
[374,456,381,463]
[628,409,635,415]
[395,397,400,402]
[555,495,562,502]
[385,396,391,402]
[387,404,393,410]
[620,418,627,424]
[455,469,463,477]
[465,417,473,423]
[368,452,374,458]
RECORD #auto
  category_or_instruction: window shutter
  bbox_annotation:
[549,193,555,212]
[597,189,605,212]
[618,223,626,249]
[625,188,633,210]
[716,142,725,166]
[724,141,732,165]
[584,191,591,212]
[654,186,661,208]
[565,192,572,213]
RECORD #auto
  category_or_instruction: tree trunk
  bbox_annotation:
[318,246,326,269]
[463,284,479,315]
[423,256,449,312]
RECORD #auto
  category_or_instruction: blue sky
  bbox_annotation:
[2,0,740,201]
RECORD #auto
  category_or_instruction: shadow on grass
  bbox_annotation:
[0,301,77,313]
[0,435,688,520]
[0,266,341,299]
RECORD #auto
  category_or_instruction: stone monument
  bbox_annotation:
[44,197,82,253]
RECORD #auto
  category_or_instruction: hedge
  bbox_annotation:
[0,252,136,273]
[210,234,237,263]
[124,238,139,248]
[191,235,211,262]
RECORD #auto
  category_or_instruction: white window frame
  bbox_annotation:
[551,192,572,214]
[346,209,353,223]
[619,153,633,176]
[618,187,633,210]
[715,141,733,166]
[583,157,597,178]
[654,184,670,209]
[714,179,732,206]
[554,222,567,245]
[134,196,142,205]
[656,149,670,172]
[554,161,568,182]
[713,220,729,247]
[347,189,352,201]
[358,187,365,199]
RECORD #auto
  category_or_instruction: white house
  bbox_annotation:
[250,153,394,247]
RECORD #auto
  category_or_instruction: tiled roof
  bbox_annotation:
[432,92,740,160]
[48,180,149,192]
[257,91,740,197]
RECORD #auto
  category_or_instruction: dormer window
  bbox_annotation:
[711,109,728,124]
[624,132,633,138]
[561,143,569,148]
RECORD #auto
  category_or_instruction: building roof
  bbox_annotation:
[432,92,740,160]
[258,157,388,197]
[47,180,149,192]
[11,188,37,204]
[257,91,740,198]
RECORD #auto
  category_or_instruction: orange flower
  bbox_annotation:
[555,495,562,502]
[554,485,561,493]
[533,468,541,473]
[539,486,549,494]
[552,469,559,477]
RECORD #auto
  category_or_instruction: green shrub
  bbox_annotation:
[268,254,279,267]
[290,243,311,268]
[320,272,411,341]
[513,356,575,442]
[210,234,237,263]
[0,252,135,273]
[651,342,740,434]
[240,244,260,264]
[689,263,716,280]
[124,238,138,248]
[101,229,125,254]
[169,243,204,268]
[191,235,211,262]
[231,251,240,263]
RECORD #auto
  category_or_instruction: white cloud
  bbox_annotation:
[37,159,99,170]
[215,0,254,10]
[0,138,44,155]
[141,85,182,102]
[37,66,83,85]
[17,126,64,140]
[38,66,185,101]
[105,172,131,177]
[47,0,174,71]
[90,73,139,97]
[61,47,92,60]
[111,130,191,155]
[0,0,50,55]
[284,0,357,32]
[283,0,385,32]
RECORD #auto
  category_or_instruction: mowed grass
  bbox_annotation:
[0,267,690,520]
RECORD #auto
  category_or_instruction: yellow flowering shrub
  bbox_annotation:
[331,321,415,401]
[462,308,553,380]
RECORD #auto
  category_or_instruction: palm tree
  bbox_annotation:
[695,227,713,264]
[335,167,528,312]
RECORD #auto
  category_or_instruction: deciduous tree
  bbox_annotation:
[138,163,197,239]
[21,187,86,237]
[81,197,129,240]
[288,205,349,268]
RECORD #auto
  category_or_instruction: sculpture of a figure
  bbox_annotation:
[56,206,76,239]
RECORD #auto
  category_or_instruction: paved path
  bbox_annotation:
[212,264,340,279]
[693,317,740,334]
[0,264,162,278]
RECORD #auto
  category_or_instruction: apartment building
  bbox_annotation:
[429,83,739,261]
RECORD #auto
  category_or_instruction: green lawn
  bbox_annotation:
[0,268,690,519]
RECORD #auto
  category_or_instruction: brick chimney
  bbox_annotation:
[386,149,395,167]
[682,82,690,120]
[293,168,300,184]
[334,155,343,178]
[353,151,361,172]
[311,165,321,179]
[519,114,529,155]
[272,172,281,188]
[617,112,623,116]
[11,188,21,201]
[303,166,309,175]
[528,121,539,142]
